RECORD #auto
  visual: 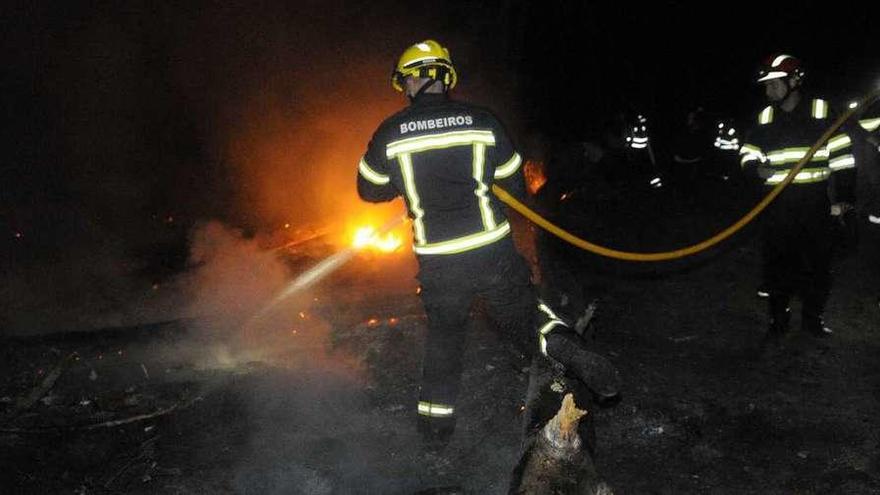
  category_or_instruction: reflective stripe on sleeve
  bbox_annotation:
[765,147,828,165]
[739,144,766,166]
[494,152,522,179]
[859,118,880,132]
[826,134,852,153]
[358,157,390,185]
[829,154,855,171]
[764,167,831,185]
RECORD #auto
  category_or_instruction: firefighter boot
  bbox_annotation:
[417,416,456,452]
[544,329,621,400]
[801,312,832,337]
[763,296,791,346]
[801,288,832,336]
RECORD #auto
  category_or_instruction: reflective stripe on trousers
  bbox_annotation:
[416,238,538,420]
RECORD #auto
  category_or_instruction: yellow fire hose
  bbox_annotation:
[493,89,880,262]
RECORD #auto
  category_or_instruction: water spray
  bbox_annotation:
[252,214,407,321]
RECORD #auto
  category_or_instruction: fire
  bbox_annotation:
[523,160,547,195]
[352,226,402,252]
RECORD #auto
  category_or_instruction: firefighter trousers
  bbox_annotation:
[861,215,880,299]
[761,190,833,319]
[414,237,547,433]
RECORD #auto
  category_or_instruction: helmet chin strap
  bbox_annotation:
[407,79,446,101]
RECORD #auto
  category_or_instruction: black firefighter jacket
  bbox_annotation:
[357,93,525,257]
[739,95,856,206]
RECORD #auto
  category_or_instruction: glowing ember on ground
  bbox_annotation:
[388,317,399,325]
[353,226,402,252]
[367,318,380,327]
[299,311,306,319]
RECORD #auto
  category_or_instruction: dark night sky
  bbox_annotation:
[517,2,878,138]
[1,0,878,261]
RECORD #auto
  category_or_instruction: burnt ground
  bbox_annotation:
[2,170,880,494]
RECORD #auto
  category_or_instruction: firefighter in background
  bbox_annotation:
[624,113,658,179]
[739,54,856,342]
[854,103,880,307]
[714,118,742,181]
[672,106,711,184]
[357,40,621,447]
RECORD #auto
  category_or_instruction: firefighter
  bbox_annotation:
[854,104,880,307]
[739,54,856,343]
[672,106,710,184]
[356,40,621,447]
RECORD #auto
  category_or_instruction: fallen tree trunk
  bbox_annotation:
[509,356,613,495]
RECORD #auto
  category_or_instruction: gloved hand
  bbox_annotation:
[755,164,775,179]
[831,203,859,249]
[830,202,854,217]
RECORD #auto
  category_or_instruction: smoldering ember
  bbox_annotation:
[2,2,879,494]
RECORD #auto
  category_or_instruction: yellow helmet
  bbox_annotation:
[391,39,458,92]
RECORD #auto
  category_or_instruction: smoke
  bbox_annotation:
[230,361,428,495]
[2,1,520,339]
[2,4,517,491]
[182,221,291,338]
[163,1,523,232]
[168,221,428,493]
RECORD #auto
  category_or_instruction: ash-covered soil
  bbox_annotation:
[2,172,879,494]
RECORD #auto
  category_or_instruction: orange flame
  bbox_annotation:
[523,160,547,195]
[352,225,403,253]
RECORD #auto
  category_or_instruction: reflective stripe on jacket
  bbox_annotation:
[358,93,525,256]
